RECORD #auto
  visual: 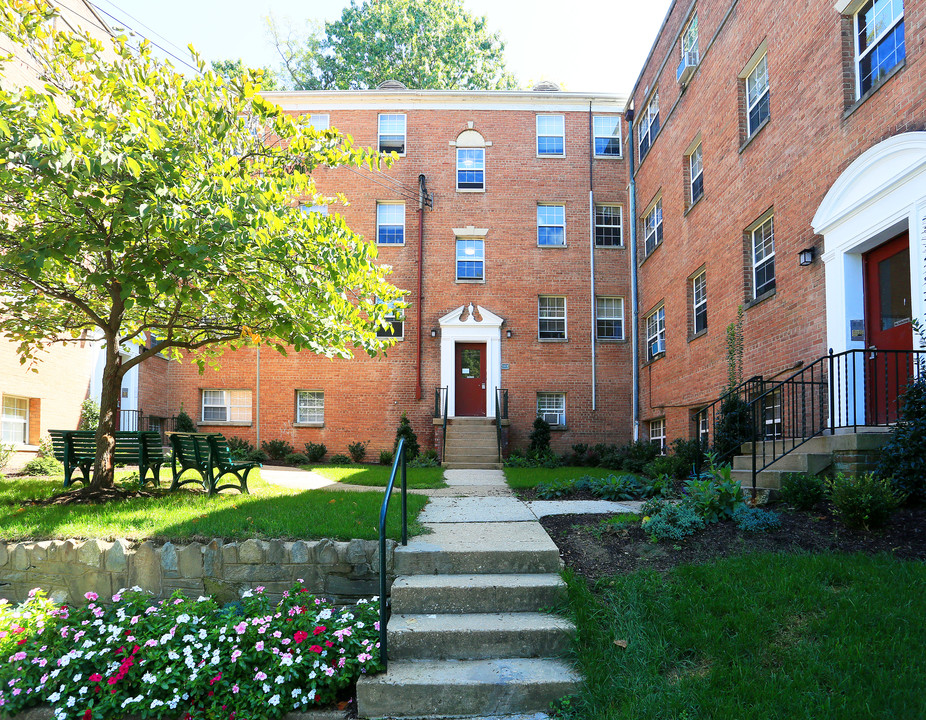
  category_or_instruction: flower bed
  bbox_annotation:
[0,584,382,719]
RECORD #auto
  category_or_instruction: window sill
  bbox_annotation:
[688,329,707,343]
[456,188,485,194]
[455,279,485,284]
[594,154,623,160]
[594,243,625,249]
[538,337,568,343]
[597,338,627,344]
[536,153,566,159]
[376,242,406,248]
[739,116,770,154]
[684,194,704,217]
[639,241,663,267]
[537,244,568,249]
[642,352,665,367]
[379,150,407,158]
[198,421,253,427]
[293,422,325,428]
[843,60,905,120]
[745,288,776,309]
[550,424,568,431]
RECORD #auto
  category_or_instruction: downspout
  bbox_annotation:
[415,174,427,401]
[626,108,640,441]
[255,346,261,447]
[588,103,597,411]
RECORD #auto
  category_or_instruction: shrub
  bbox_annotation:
[828,472,902,531]
[21,456,64,476]
[175,410,196,432]
[246,448,268,463]
[590,474,643,501]
[618,441,659,474]
[641,473,673,498]
[36,434,54,459]
[261,439,295,462]
[394,412,420,459]
[733,504,782,532]
[504,449,562,469]
[528,416,552,456]
[683,463,744,523]
[284,452,309,466]
[643,454,686,479]
[670,437,706,477]
[780,472,826,510]
[642,501,706,542]
[304,442,327,462]
[408,454,440,468]
[225,436,255,460]
[379,449,394,465]
[423,448,439,462]
[0,442,14,474]
[77,398,100,430]
[712,395,753,460]
[536,478,574,499]
[875,377,926,502]
[329,453,352,465]
[347,440,369,463]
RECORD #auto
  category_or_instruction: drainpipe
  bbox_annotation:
[255,346,261,447]
[588,104,597,411]
[626,108,640,441]
[415,174,427,401]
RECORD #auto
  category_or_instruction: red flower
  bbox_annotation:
[89,674,102,682]
[309,644,323,654]
[325,640,334,648]
[16,638,27,645]
[11,627,24,634]
[83,710,92,720]
[293,631,309,644]
[313,625,326,635]
[210,673,222,686]
[107,677,118,685]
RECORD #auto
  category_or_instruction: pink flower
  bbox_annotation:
[309,645,323,654]
[89,674,102,682]
[233,622,247,635]
[84,592,98,601]
[111,594,121,602]
[11,652,26,661]
[230,650,241,662]
[255,641,264,651]
[255,586,265,593]
[293,631,309,644]
[232,684,239,694]
[313,625,326,636]
[254,671,267,681]
[210,673,222,686]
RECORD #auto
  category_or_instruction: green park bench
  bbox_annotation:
[113,431,167,486]
[49,429,96,487]
[49,429,167,487]
[167,432,256,495]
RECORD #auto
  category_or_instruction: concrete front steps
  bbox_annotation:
[730,431,891,491]
[442,417,503,470]
[356,522,580,719]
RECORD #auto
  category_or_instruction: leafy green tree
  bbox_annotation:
[0,1,403,490]
[210,58,280,90]
[269,0,517,91]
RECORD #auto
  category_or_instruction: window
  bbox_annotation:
[646,305,665,361]
[301,203,328,216]
[1,395,28,444]
[692,271,707,334]
[643,199,663,255]
[751,213,775,298]
[596,296,624,340]
[296,390,324,424]
[855,0,905,96]
[688,143,703,205]
[537,392,566,427]
[376,300,404,339]
[593,116,621,157]
[682,13,699,58]
[378,114,406,154]
[538,296,567,340]
[202,390,251,423]
[637,92,659,159]
[376,203,404,245]
[649,418,666,453]
[595,205,622,247]
[457,148,485,190]
[536,115,565,156]
[537,205,566,246]
[456,238,484,281]
[745,53,770,137]
[697,410,710,447]
[308,114,330,131]
[763,389,782,439]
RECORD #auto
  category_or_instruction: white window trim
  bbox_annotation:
[309,114,330,131]
[537,392,566,428]
[1,395,29,446]
[596,296,625,341]
[201,389,252,425]
[455,237,485,283]
[456,147,485,192]
[376,299,405,340]
[537,204,566,247]
[536,114,565,157]
[378,113,407,156]
[538,295,567,341]
[744,50,770,137]
[637,91,659,158]
[649,418,667,453]
[593,115,622,158]
[854,0,905,98]
[595,204,623,247]
[750,212,776,299]
[646,305,666,361]
[376,202,405,246]
[295,390,325,426]
[682,13,699,57]
[692,271,707,334]
[643,197,663,255]
[689,143,704,204]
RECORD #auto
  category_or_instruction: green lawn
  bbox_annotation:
[561,552,926,720]
[504,466,617,490]
[308,463,447,489]
[0,471,427,542]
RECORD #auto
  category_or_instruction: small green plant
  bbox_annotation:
[875,377,926,503]
[780,472,826,510]
[284,452,309,466]
[77,398,100,430]
[225,436,255,460]
[733,504,781,532]
[643,454,686,479]
[408,454,440,468]
[261,439,295,462]
[329,453,352,465]
[347,440,369,463]
[0,442,14,474]
[528,416,552,456]
[304,442,327,462]
[642,501,705,542]
[394,412,420,459]
[423,448,439,462]
[246,448,268,463]
[175,410,196,432]
[21,456,64,476]
[670,437,706,477]
[592,513,640,538]
[641,473,673,498]
[379,449,394,465]
[590,474,643,501]
[536,478,575,499]
[618,441,659,474]
[36,434,54,459]
[712,395,753,460]
[828,472,902,531]
[683,461,744,523]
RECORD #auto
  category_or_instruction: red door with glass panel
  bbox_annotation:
[455,343,486,416]
[863,232,913,424]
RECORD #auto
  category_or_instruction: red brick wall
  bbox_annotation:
[630,0,926,443]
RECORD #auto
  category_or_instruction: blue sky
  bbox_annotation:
[90,0,673,95]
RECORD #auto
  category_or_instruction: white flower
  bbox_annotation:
[67,697,76,707]
[269,694,280,706]
[177,614,191,624]
[275,675,284,684]
[48,692,61,702]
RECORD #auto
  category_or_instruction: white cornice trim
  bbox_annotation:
[452,226,489,237]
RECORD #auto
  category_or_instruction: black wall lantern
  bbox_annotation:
[799,247,816,266]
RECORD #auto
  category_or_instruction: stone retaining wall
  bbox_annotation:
[0,537,395,606]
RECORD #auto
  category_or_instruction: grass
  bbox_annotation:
[504,466,618,490]
[0,471,427,542]
[308,463,447,489]
[561,552,926,720]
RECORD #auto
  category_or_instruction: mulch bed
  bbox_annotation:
[540,503,926,580]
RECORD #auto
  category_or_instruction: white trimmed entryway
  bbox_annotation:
[438,304,504,418]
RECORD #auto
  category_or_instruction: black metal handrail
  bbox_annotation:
[378,437,408,671]
[697,375,766,464]
[434,387,449,463]
[495,388,509,462]
[118,410,176,443]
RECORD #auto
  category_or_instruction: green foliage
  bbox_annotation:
[329,454,352,465]
[616,441,659,474]
[77,399,100,431]
[423,448,439,462]
[261,439,295,462]
[21,456,63,476]
[284,452,309,466]
[643,454,685,480]
[35,434,54,459]
[225,436,255,460]
[246,449,268,463]
[379,449,394,465]
[0,442,13,474]
[780,472,827,510]
[347,440,369,463]
[670,437,706,477]
[175,411,197,433]
[535,479,574,500]
[505,448,563,468]
[268,0,517,91]
[641,500,706,542]
[210,57,279,89]
[875,377,926,502]
[529,416,552,456]
[725,305,745,390]
[408,454,440,468]
[590,474,644,502]
[828,472,902,531]
[304,442,327,462]
[712,395,753,460]
[733,504,781,532]
[394,412,420,460]
[683,464,744,524]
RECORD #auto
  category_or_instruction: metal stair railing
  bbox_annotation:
[434,387,448,463]
[377,437,408,671]
[495,388,509,463]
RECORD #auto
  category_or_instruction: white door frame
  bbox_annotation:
[438,304,504,418]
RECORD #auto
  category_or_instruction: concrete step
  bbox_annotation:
[444,436,498,447]
[730,468,785,490]
[388,612,574,660]
[447,418,497,425]
[732,451,832,474]
[391,573,567,614]
[740,432,890,455]
[441,462,504,470]
[443,452,500,463]
[356,657,581,719]
[396,523,561,575]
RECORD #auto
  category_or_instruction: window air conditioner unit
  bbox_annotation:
[677,51,699,86]
[650,339,665,357]
[542,412,561,426]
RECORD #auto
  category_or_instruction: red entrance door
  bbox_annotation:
[863,232,913,424]
[455,343,486,416]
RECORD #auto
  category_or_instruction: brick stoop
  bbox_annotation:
[442,418,503,470]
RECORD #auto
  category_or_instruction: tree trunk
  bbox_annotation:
[90,342,123,491]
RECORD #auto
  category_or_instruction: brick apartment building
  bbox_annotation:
[629,0,926,449]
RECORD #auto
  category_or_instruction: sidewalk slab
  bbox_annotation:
[420,496,535,523]
[443,469,508,486]
[526,500,643,518]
